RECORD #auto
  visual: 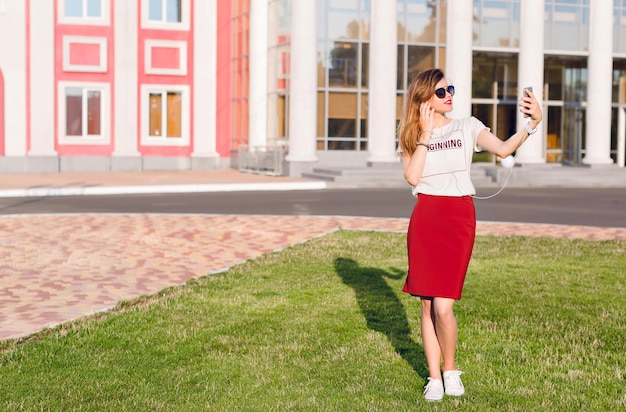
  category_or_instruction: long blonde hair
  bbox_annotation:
[397,68,445,156]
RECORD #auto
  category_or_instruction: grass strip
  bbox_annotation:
[0,231,624,411]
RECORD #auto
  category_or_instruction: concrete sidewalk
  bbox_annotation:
[0,169,327,197]
[1,164,625,197]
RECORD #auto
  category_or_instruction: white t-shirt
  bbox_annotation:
[411,117,488,197]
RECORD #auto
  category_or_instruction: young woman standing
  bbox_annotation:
[397,68,542,401]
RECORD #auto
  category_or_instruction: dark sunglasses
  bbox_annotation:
[434,85,455,98]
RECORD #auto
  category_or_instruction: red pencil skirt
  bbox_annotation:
[402,194,476,300]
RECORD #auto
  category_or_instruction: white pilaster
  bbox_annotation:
[0,0,27,156]
[249,0,269,148]
[113,0,140,157]
[516,0,545,164]
[445,0,473,119]
[266,0,280,143]
[192,0,219,158]
[367,0,397,163]
[28,0,56,156]
[583,0,614,165]
[285,0,317,163]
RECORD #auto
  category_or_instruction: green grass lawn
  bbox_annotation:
[1,231,625,411]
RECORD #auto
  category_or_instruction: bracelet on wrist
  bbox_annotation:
[524,121,538,135]
[416,142,429,150]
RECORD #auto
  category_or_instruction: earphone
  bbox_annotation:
[471,155,515,200]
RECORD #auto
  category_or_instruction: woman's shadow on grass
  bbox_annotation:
[334,257,428,379]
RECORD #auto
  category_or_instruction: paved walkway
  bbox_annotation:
[1,169,625,341]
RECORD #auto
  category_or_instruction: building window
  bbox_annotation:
[148,0,181,23]
[59,83,110,144]
[59,0,109,25]
[317,0,370,151]
[142,0,189,29]
[472,0,520,49]
[544,0,589,52]
[64,0,102,18]
[141,85,190,146]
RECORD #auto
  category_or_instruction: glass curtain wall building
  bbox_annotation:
[238,0,626,172]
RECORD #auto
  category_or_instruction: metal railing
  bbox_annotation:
[238,145,284,176]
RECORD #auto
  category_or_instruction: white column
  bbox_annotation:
[192,0,219,159]
[367,0,397,163]
[583,0,614,165]
[445,0,473,119]
[618,107,625,167]
[249,0,269,148]
[285,0,317,163]
[266,0,280,143]
[28,0,56,156]
[0,0,27,156]
[113,0,140,157]
[516,0,545,164]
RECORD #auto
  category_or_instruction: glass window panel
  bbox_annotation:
[66,88,83,136]
[612,61,626,103]
[278,94,287,138]
[149,93,163,137]
[472,56,495,98]
[317,92,325,137]
[397,44,405,90]
[546,106,562,162]
[361,43,368,88]
[472,104,494,130]
[328,1,360,40]
[437,46,446,69]
[317,1,327,40]
[545,65,563,101]
[318,40,328,87]
[167,92,182,138]
[328,92,357,140]
[361,0,371,40]
[328,92,357,119]
[406,45,435,85]
[474,1,518,48]
[552,5,583,51]
[439,1,447,43]
[87,90,101,136]
[495,57,519,101]
[328,41,358,88]
[149,0,163,21]
[406,0,435,42]
[166,0,182,23]
[496,103,517,139]
[86,0,102,17]
[65,0,83,17]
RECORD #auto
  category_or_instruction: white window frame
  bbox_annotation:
[140,84,190,146]
[141,0,190,31]
[58,81,110,144]
[58,0,110,26]
[62,36,108,73]
[145,40,188,76]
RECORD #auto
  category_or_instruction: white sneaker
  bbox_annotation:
[423,378,444,401]
[443,370,465,396]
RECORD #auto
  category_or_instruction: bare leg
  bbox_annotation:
[432,297,458,371]
[420,298,442,379]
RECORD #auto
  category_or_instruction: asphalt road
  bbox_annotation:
[0,187,624,228]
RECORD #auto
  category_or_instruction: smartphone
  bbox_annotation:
[523,87,532,117]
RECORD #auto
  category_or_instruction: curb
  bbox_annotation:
[0,181,329,198]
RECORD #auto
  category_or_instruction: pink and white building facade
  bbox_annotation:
[1,0,625,175]
[0,0,226,173]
